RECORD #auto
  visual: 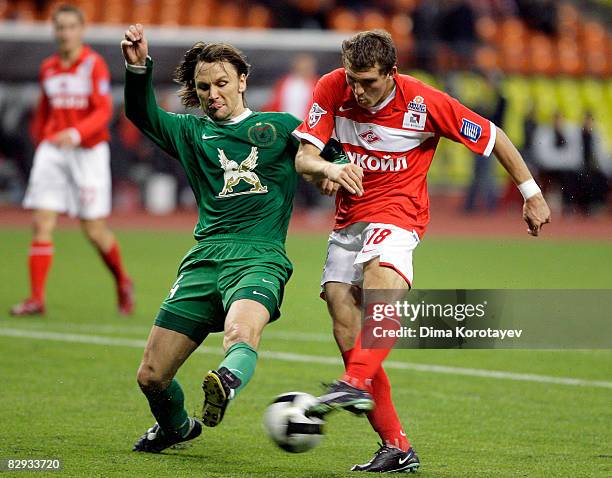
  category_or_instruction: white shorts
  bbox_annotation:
[321,222,420,289]
[23,141,111,220]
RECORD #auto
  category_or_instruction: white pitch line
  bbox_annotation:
[1,328,611,389]
[3,322,332,342]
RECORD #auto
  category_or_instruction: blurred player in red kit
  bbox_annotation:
[294,30,551,473]
[11,5,133,317]
[263,53,318,119]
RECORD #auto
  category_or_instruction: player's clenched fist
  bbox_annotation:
[523,193,551,237]
[324,162,364,197]
[121,23,148,66]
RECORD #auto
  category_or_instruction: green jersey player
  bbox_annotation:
[121,24,340,453]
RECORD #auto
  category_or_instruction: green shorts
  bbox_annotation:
[154,234,293,344]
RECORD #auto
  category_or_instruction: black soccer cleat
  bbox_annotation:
[201,367,238,427]
[132,418,202,453]
[351,444,420,473]
[306,380,374,418]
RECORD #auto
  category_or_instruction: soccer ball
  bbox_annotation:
[263,392,325,453]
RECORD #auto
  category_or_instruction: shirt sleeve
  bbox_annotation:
[30,93,49,145]
[292,72,339,151]
[427,88,497,157]
[320,138,349,164]
[71,55,113,144]
[124,57,188,159]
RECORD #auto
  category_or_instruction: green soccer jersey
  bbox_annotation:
[124,59,301,244]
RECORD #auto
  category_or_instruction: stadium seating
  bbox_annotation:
[3,1,609,78]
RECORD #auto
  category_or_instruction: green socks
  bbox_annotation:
[144,378,190,437]
[218,342,258,397]
[143,343,257,435]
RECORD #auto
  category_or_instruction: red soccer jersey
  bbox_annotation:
[293,68,497,237]
[31,45,112,148]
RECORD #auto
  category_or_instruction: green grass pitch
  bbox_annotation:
[0,228,611,477]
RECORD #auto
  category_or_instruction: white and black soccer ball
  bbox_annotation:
[263,392,325,453]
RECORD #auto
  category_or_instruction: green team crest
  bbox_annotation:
[217,147,268,198]
[247,122,277,147]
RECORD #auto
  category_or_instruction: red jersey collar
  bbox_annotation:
[52,45,91,71]
[338,69,411,115]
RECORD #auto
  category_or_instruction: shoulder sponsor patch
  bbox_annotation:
[402,111,427,131]
[307,102,327,129]
[408,95,426,113]
[460,118,482,142]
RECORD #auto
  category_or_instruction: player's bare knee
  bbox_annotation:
[32,215,55,241]
[32,227,53,243]
[223,322,255,350]
[136,363,165,393]
[82,221,104,243]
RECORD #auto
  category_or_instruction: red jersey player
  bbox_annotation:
[294,30,551,473]
[11,5,133,316]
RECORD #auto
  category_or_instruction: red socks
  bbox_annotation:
[342,346,410,452]
[365,364,411,451]
[29,241,54,303]
[341,304,400,390]
[26,240,128,305]
[341,334,394,390]
[99,241,130,285]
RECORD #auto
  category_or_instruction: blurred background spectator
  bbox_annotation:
[438,0,477,70]
[533,111,583,214]
[262,52,323,211]
[263,53,318,119]
[577,111,610,214]
[463,71,507,212]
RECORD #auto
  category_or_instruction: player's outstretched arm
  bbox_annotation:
[121,24,185,159]
[295,141,364,196]
[492,126,551,236]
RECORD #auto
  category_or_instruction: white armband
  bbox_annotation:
[517,178,541,200]
[125,58,150,74]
